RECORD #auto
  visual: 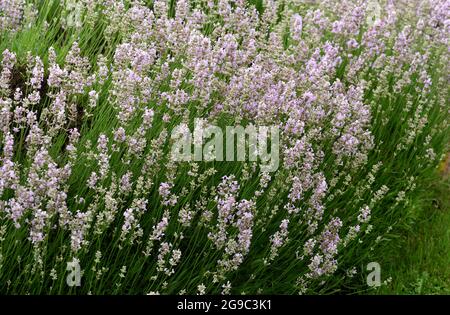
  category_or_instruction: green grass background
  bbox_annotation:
[377,175,450,294]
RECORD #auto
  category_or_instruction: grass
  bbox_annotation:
[376,174,450,294]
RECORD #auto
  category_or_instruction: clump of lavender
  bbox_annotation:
[0,0,448,295]
[0,0,25,31]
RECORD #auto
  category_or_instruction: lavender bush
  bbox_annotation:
[0,0,448,294]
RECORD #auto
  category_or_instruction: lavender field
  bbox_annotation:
[0,0,448,295]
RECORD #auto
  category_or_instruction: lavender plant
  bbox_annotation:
[0,0,448,294]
